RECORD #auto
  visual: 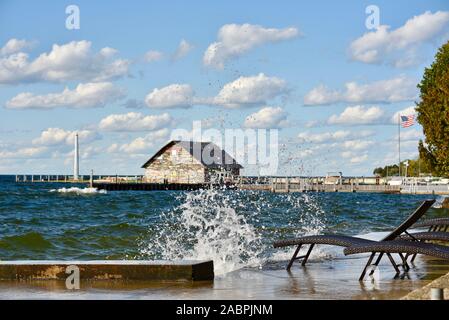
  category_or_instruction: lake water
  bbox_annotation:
[0,175,445,277]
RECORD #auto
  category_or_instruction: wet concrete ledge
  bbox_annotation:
[402,271,449,300]
[0,260,214,282]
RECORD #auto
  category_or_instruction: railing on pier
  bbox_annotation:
[15,175,144,184]
[238,177,402,194]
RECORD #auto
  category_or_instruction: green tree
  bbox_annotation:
[372,159,430,177]
[416,40,449,177]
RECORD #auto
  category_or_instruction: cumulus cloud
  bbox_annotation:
[298,130,352,143]
[144,50,164,62]
[5,82,125,109]
[243,106,288,128]
[143,73,288,110]
[0,40,130,84]
[350,11,449,67]
[0,146,48,159]
[0,38,34,56]
[391,106,417,124]
[99,112,173,132]
[203,23,299,69]
[32,128,100,146]
[211,73,288,108]
[342,140,374,151]
[172,40,194,61]
[112,128,170,153]
[395,129,424,141]
[145,84,194,109]
[349,154,369,164]
[327,106,385,125]
[304,76,417,106]
[298,130,375,151]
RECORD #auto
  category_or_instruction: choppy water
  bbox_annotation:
[0,175,446,275]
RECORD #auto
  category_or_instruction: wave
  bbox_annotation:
[140,189,330,276]
[432,196,448,208]
[49,187,107,195]
[0,231,53,250]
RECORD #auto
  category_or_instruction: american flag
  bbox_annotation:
[400,114,415,128]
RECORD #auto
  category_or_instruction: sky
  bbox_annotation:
[1,0,449,176]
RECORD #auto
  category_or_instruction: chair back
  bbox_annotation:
[381,199,435,241]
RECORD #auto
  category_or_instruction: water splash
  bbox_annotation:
[50,187,107,195]
[141,188,264,275]
[140,189,330,275]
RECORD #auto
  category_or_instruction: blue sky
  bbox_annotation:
[1,0,449,176]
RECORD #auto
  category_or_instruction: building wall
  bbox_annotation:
[205,167,240,183]
[144,144,206,183]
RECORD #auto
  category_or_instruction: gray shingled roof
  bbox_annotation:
[141,140,243,169]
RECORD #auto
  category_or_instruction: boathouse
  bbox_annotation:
[141,140,242,184]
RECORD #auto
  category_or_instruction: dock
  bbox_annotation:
[92,182,211,191]
[14,175,449,195]
[0,260,214,282]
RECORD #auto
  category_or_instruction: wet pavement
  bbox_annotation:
[1,254,448,300]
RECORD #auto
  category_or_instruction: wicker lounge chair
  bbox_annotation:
[273,199,437,279]
[344,239,449,280]
[413,218,449,231]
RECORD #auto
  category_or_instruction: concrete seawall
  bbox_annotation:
[0,260,214,282]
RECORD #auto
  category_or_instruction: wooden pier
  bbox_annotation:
[14,175,449,195]
[92,182,211,191]
[15,174,144,184]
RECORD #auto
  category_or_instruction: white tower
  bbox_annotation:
[74,133,79,181]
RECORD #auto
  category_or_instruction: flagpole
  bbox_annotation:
[398,113,401,177]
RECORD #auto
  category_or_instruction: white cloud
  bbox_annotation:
[172,40,194,60]
[143,73,288,110]
[244,106,288,128]
[391,106,417,124]
[304,76,417,105]
[211,73,288,108]
[342,140,374,151]
[395,129,424,141]
[349,154,369,164]
[298,130,375,154]
[145,84,194,109]
[99,47,118,58]
[0,38,34,56]
[350,11,449,67]
[203,23,299,69]
[0,146,48,159]
[32,128,100,146]
[99,112,173,132]
[5,82,125,109]
[114,128,170,153]
[144,50,163,62]
[328,106,385,125]
[341,151,369,164]
[0,40,130,84]
[298,130,352,143]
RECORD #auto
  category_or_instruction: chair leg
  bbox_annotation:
[287,244,302,271]
[369,252,384,276]
[410,253,418,263]
[301,244,315,266]
[386,253,400,277]
[359,252,376,281]
[398,253,410,271]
